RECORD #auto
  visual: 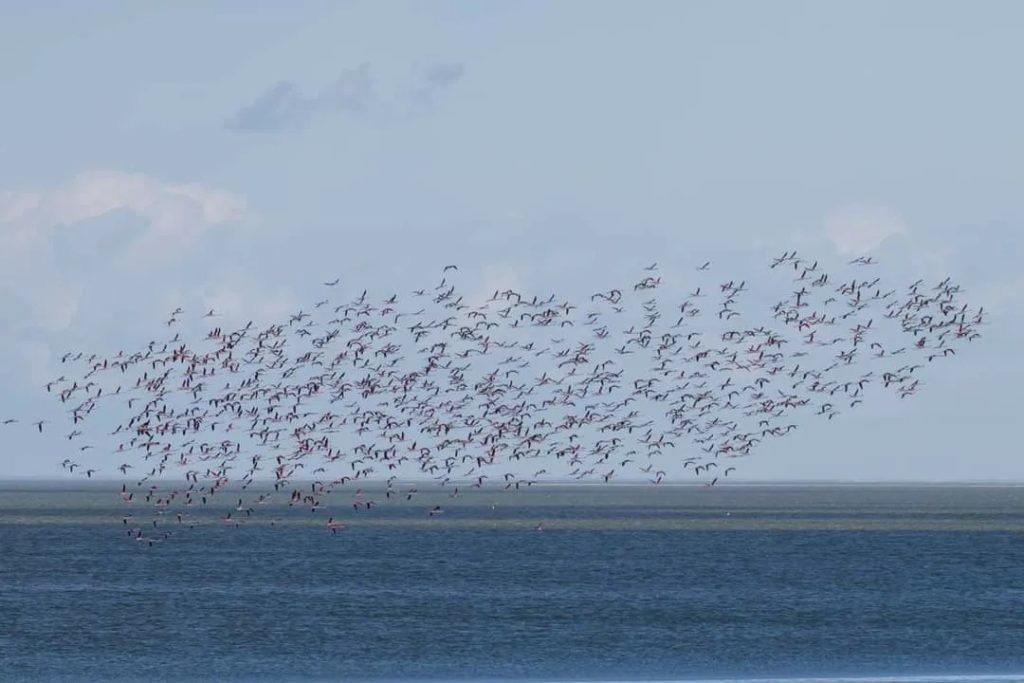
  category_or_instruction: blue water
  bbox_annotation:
[2,485,1023,682]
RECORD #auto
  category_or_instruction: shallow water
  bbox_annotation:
[2,485,1023,682]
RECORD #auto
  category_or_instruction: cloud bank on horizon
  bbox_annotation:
[0,1,1021,481]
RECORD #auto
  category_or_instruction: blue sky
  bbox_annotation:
[1,0,1021,481]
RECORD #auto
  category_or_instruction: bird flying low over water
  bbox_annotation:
[4,253,985,545]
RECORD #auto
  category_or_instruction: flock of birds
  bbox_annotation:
[2,252,984,544]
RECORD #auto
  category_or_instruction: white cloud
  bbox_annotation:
[1,169,247,265]
[0,188,43,223]
[825,205,908,256]
[0,170,249,332]
[0,170,263,398]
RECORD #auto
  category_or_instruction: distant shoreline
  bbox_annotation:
[2,479,1024,490]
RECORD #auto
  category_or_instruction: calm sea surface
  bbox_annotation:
[1,484,1023,682]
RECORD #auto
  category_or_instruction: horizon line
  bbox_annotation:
[2,477,1024,486]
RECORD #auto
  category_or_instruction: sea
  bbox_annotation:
[1,483,1023,683]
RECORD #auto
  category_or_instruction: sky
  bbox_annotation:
[0,0,1022,481]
